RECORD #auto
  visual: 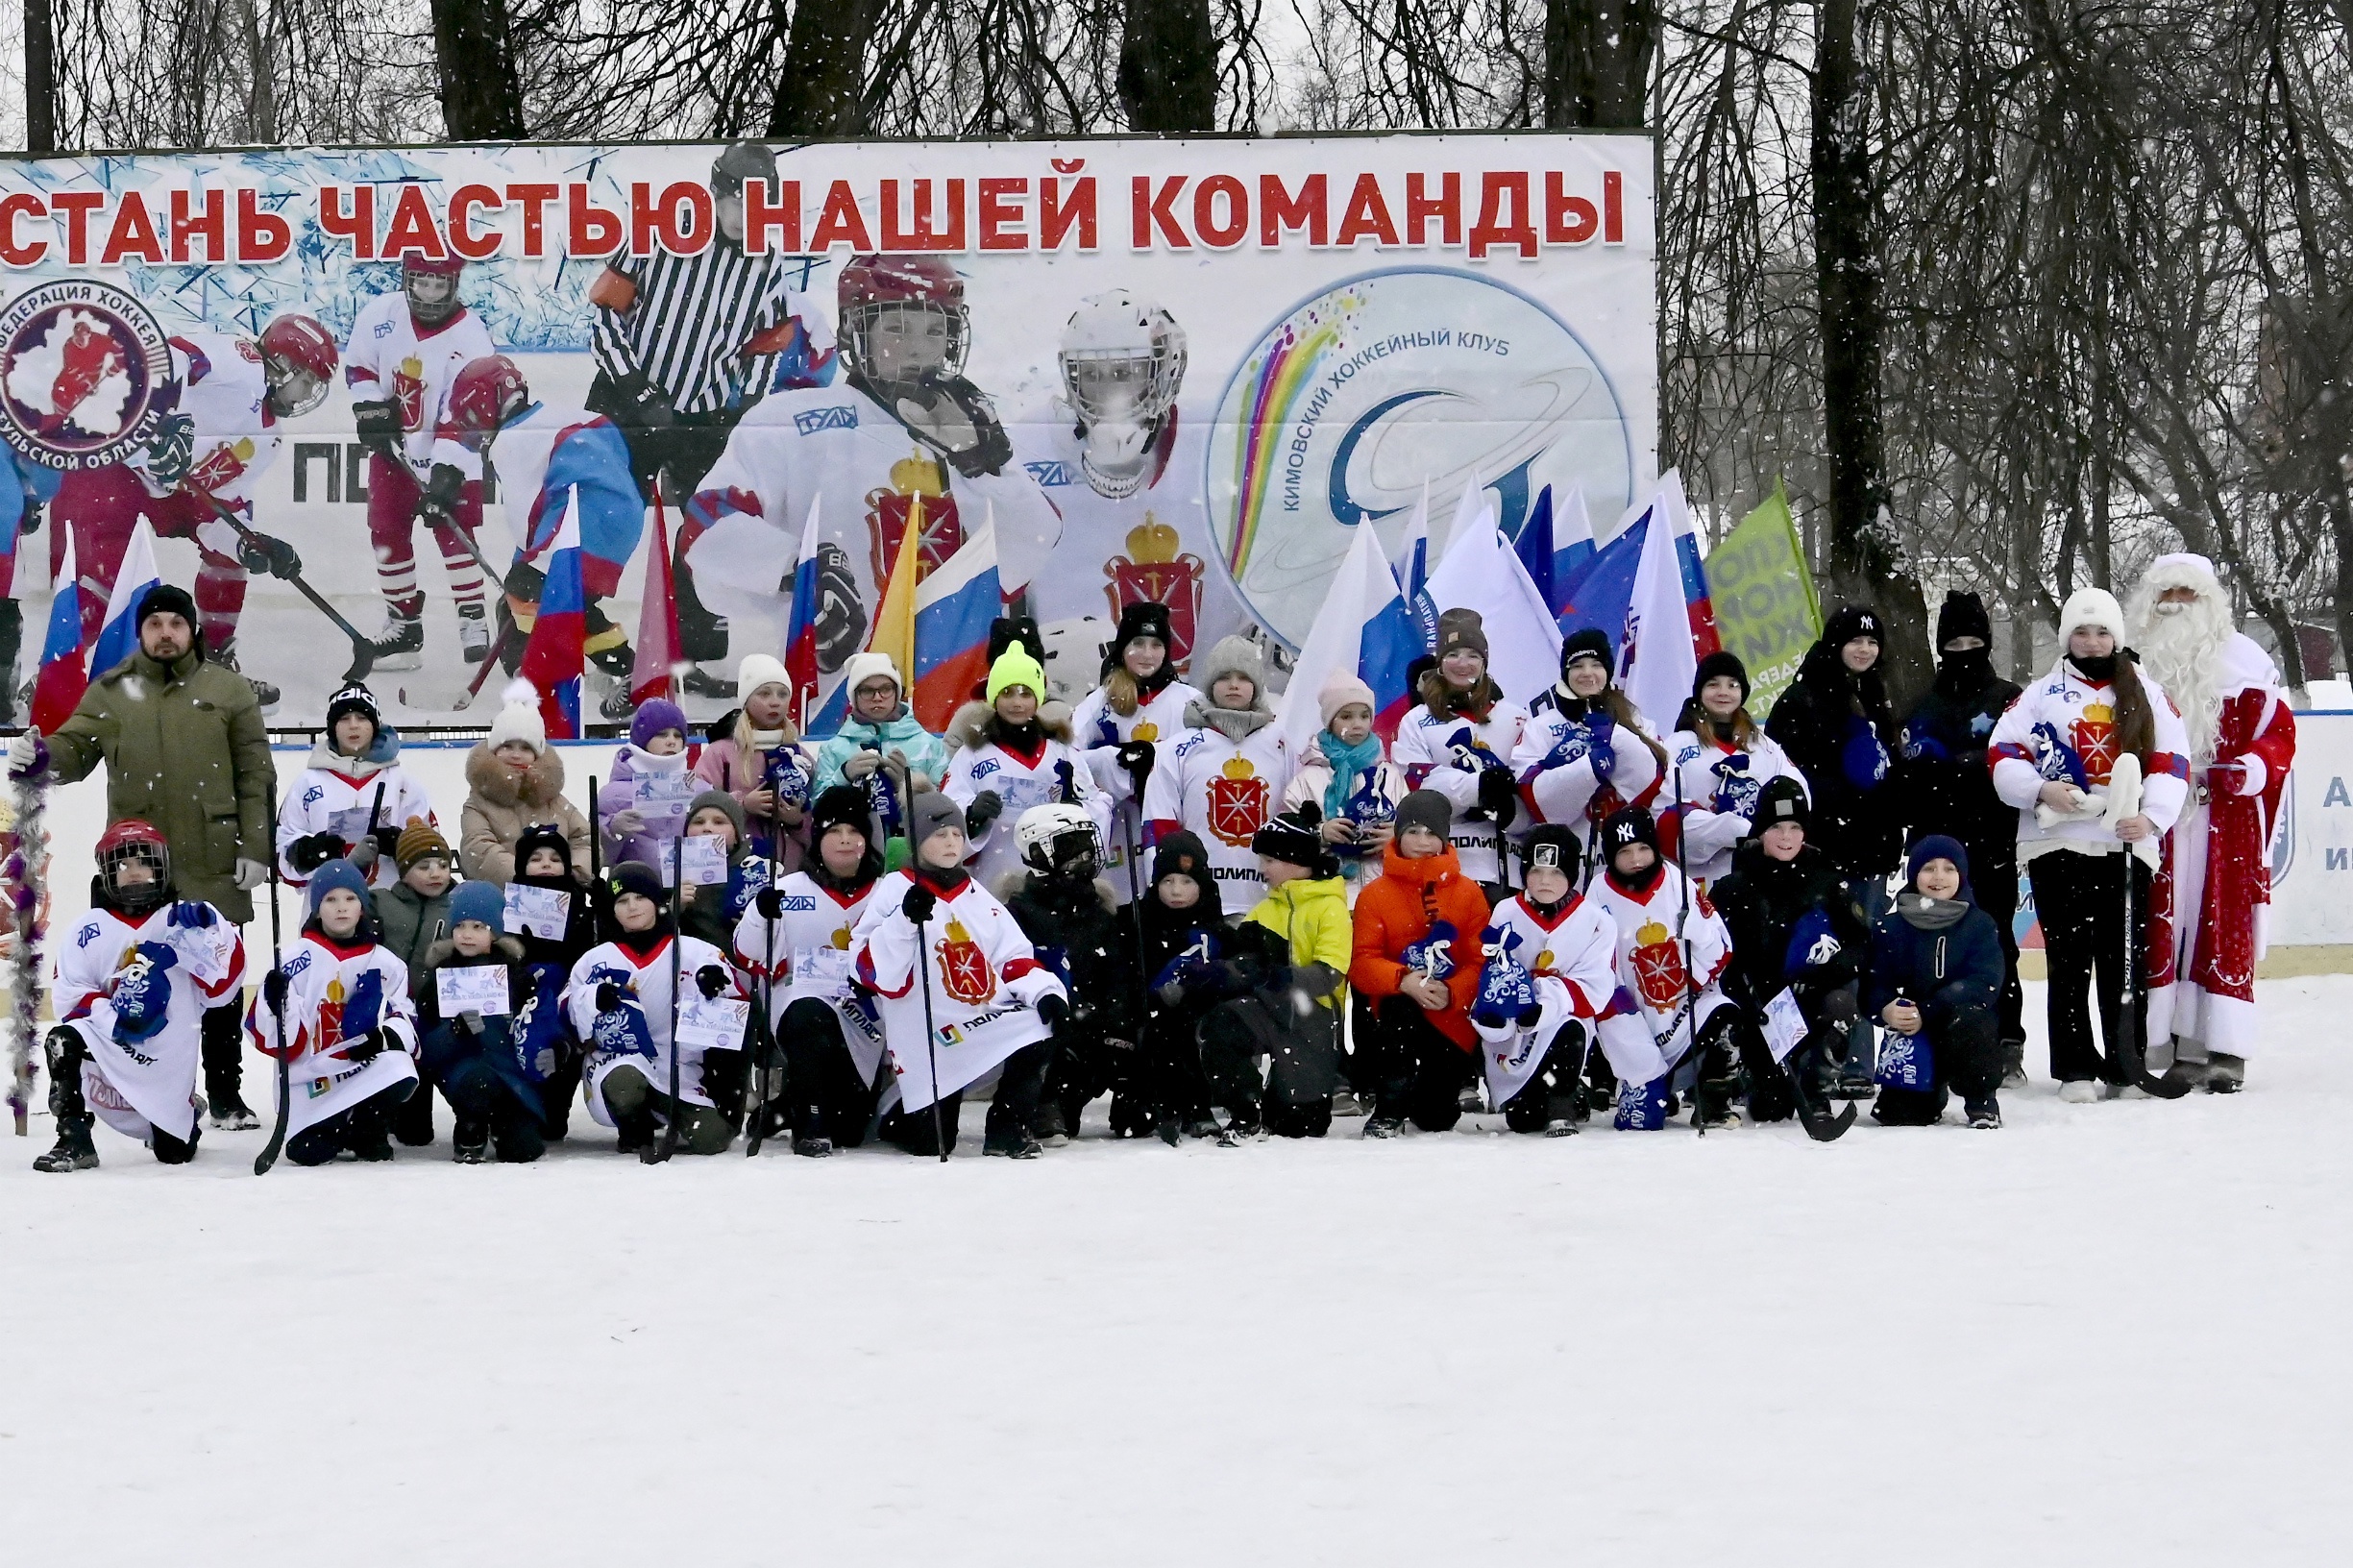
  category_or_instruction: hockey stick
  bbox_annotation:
[1786,1023,1859,1142]
[2114,841,2191,1099]
[743,798,783,1156]
[898,767,947,1162]
[254,785,293,1175]
[193,492,375,684]
[397,624,511,712]
[645,830,686,1164]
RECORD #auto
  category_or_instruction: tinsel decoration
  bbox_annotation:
[5,735,49,1136]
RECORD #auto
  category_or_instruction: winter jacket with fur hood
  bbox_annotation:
[459,743,593,887]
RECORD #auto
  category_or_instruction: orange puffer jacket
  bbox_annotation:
[1349,842,1492,1048]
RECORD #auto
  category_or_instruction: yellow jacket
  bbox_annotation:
[1245,874,1352,1008]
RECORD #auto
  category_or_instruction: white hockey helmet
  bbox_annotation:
[1014,802,1101,878]
[1058,290,1187,426]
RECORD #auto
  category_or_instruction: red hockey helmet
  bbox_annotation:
[401,254,467,279]
[446,355,529,447]
[838,254,968,380]
[403,254,465,327]
[257,313,337,418]
[95,819,171,915]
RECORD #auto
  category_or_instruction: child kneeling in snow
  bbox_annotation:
[1865,837,2007,1130]
[1588,807,1742,1130]
[246,859,422,1165]
[564,862,744,1157]
[37,821,245,1172]
[415,880,561,1163]
[851,792,1068,1159]
[1191,806,1352,1139]
[1471,825,1621,1136]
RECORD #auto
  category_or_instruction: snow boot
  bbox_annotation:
[984,1131,1043,1159]
[36,1028,99,1171]
[2000,1040,2028,1090]
[347,1109,396,1163]
[366,609,425,672]
[614,1108,657,1156]
[1964,1095,2002,1130]
[792,1135,834,1158]
[453,1119,490,1164]
[34,1113,99,1172]
[2205,1053,2245,1093]
[206,1088,260,1131]
[2058,1079,2102,1104]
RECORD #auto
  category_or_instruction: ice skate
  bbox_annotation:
[792,1136,835,1159]
[2206,1052,2244,1093]
[457,606,492,665]
[453,1120,490,1164]
[365,609,425,672]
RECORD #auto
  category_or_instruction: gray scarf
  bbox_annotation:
[1186,698,1275,742]
[1896,891,1969,931]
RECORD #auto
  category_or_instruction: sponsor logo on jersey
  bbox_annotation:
[968,758,1000,781]
[780,894,818,913]
[794,404,858,435]
[0,280,175,472]
[1023,459,1073,487]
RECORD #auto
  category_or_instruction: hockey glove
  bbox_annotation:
[351,398,404,461]
[1584,716,1618,781]
[416,463,467,530]
[696,964,730,1000]
[167,900,217,929]
[340,1027,394,1062]
[17,497,41,536]
[595,980,629,1014]
[261,968,290,1017]
[755,886,787,920]
[236,530,303,579]
[1115,741,1155,795]
[1477,764,1518,823]
[610,372,676,430]
[965,791,1003,838]
[140,411,195,491]
[288,831,344,874]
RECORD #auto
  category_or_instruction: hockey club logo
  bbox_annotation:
[1205,755,1270,848]
[1103,517,1205,668]
[1630,918,1688,1010]
[794,404,858,435]
[865,451,965,588]
[935,918,993,1005]
[0,280,175,471]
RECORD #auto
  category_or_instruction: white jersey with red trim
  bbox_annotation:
[120,331,282,525]
[1140,719,1295,908]
[1989,661,2192,858]
[1392,699,1529,885]
[241,931,419,1141]
[563,933,736,1126]
[343,292,496,478]
[275,756,438,890]
[1661,728,1807,885]
[1587,866,1733,1069]
[1068,678,1203,904]
[943,723,1110,894]
[681,380,1064,665]
[1474,891,1624,1100]
[55,901,244,1143]
[1510,704,1665,881]
[733,871,886,1086]
[850,870,1065,1112]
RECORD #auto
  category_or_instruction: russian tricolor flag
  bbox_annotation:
[1281,521,1422,753]
[782,495,825,732]
[519,489,585,739]
[30,533,86,733]
[87,520,161,678]
[913,502,1002,733]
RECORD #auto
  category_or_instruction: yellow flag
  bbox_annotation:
[869,491,921,686]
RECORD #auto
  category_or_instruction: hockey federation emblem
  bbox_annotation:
[1630,918,1688,1010]
[0,280,175,471]
[935,918,993,1005]
[2071,701,2120,784]
[865,450,964,588]
[1103,517,1205,668]
[1205,755,1269,848]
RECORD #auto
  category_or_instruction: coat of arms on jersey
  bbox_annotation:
[936,918,993,1005]
[0,280,175,471]
[1103,518,1205,668]
[866,451,964,588]
[2071,701,2120,783]
[394,355,428,430]
[1630,918,1688,1010]
[1206,755,1270,847]
[186,434,257,497]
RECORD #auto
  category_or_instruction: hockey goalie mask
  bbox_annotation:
[96,819,171,918]
[1061,291,1187,500]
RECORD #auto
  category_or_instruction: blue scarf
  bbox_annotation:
[1317,728,1385,822]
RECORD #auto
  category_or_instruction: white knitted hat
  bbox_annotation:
[2058,587,2126,641]
[735,652,791,698]
[487,678,546,753]
[842,650,901,696]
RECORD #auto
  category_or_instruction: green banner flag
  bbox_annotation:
[1701,482,1822,717]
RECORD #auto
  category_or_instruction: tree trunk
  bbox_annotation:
[24,0,57,153]
[1810,0,1929,706]
[430,0,527,140]
[240,0,278,144]
[771,0,874,136]
[1118,0,1217,134]
[1543,0,1657,129]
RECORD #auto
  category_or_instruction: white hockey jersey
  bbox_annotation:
[1472,891,1621,1102]
[1660,728,1808,885]
[1067,677,1203,902]
[241,931,420,1142]
[943,714,1111,894]
[1015,407,1246,671]
[1511,704,1665,884]
[55,901,244,1143]
[1588,866,1734,1073]
[1392,699,1529,885]
[850,871,1065,1113]
[343,292,497,478]
[1989,661,2192,859]
[1140,716,1295,908]
[275,747,438,890]
[123,331,283,522]
[563,932,738,1126]
[732,871,888,1089]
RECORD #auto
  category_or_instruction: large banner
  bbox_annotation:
[0,135,1656,726]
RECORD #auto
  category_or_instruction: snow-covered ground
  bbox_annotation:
[4,980,2346,1565]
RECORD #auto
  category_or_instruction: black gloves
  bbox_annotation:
[261,969,289,1017]
[416,463,466,530]
[341,1027,392,1062]
[900,882,939,926]
[18,497,41,537]
[755,885,786,920]
[610,372,675,429]
[595,980,627,1014]
[287,831,343,873]
[142,411,195,489]
[695,964,730,1000]
[371,825,404,864]
[237,530,303,579]
[1477,765,1518,829]
[1037,992,1067,1031]
[965,791,1003,838]
[1115,741,1154,794]
[351,398,403,460]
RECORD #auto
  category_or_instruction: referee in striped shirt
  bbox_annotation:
[588,139,834,698]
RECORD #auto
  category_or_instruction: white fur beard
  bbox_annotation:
[2138,597,2232,760]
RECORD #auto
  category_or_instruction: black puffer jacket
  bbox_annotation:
[1764,643,1901,876]
[1003,870,1134,1042]
[1709,840,1867,1011]
[1894,659,2023,871]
